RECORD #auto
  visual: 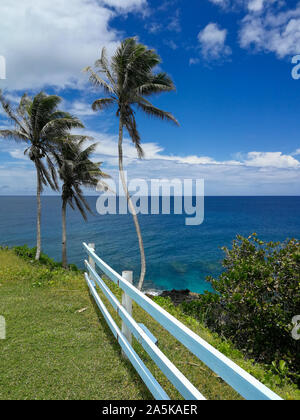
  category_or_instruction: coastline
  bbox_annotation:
[146,288,201,306]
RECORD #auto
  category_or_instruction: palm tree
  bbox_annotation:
[84,38,179,290]
[0,91,83,260]
[54,136,109,269]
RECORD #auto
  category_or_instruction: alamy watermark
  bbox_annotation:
[292,55,300,80]
[0,55,6,80]
[0,316,6,340]
[292,315,300,341]
[96,174,204,226]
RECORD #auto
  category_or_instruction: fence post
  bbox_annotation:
[122,271,133,357]
[88,243,96,287]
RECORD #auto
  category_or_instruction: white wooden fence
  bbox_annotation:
[83,242,282,401]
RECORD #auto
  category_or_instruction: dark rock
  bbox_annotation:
[159,289,200,306]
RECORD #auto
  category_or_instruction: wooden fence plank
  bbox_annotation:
[85,261,206,400]
[83,243,283,401]
[85,273,170,401]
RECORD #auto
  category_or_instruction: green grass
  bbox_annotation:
[0,249,299,400]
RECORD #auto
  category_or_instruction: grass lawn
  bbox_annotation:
[0,249,299,400]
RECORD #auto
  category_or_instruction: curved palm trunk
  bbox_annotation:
[118,119,146,290]
[35,169,42,261]
[62,200,68,269]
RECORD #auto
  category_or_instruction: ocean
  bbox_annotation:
[0,196,299,293]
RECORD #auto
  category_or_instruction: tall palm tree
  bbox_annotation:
[0,91,83,260]
[54,137,109,269]
[84,38,179,290]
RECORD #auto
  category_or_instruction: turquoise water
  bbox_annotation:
[0,196,299,293]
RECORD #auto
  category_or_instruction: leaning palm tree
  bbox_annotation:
[54,136,109,269]
[0,91,83,260]
[84,38,179,290]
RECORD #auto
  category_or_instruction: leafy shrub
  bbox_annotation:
[11,245,80,272]
[182,234,300,384]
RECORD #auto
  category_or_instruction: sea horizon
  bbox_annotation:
[1,196,299,294]
[1,194,300,197]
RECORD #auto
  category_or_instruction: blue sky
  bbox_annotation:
[0,0,300,195]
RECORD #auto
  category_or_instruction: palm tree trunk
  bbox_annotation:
[118,118,146,290]
[62,201,68,269]
[35,169,42,261]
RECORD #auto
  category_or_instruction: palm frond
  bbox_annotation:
[85,38,179,162]
[40,117,84,139]
[135,73,175,96]
[30,92,48,134]
[56,136,110,222]
[92,98,115,112]
[95,47,117,89]
[0,91,28,134]
[35,158,57,191]
[40,95,62,115]
[137,101,179,126]
[50,111,73,120]
[17,93,32,118]
[78,143,98,160]
[46,155,59,190]
[123,110,144,158]
[83,66,115,94]
[73,194,88,221]
[0,129,28,143]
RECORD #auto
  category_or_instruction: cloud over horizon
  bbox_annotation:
[0,1,299,197]
[1,129,299,196]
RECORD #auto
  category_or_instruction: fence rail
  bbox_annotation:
[83,242,283,401]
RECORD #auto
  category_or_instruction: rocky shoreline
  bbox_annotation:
[147,289,201,306]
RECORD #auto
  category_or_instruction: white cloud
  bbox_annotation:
[208,0,230,7]
[65,100,96,117]
[145,8,181,35]
[147,22,163,34]
[208,0,300,59]
[198,23,232,61]
[208,0,274,11]
[80,129,300,170]
[243,152,300,168]
[102,0,147,10]
[167,9,181,33]
[1,131,299,195]
[0,0,146,91]
[0,165,36,194]
[240,2,300,58]
[248,0,265,12]
[164,40,178,50]
[189,58,200,66]
[9,149,28,161]
[292,148,300,156]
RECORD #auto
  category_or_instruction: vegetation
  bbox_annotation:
[0,247,299,400]
[181,234,300,386]
[0,39,298,400]
[10,245,80,272]
[54,137,109,268]
[0,92,83,261]
[84,38,179,291]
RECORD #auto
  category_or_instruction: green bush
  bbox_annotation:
[182,234,300,384]
[10,245,80,272]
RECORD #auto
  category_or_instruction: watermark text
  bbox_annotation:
[0,316,6,340]
[292,315,300,340]
[0,56,6,80]
[96,174,204,226]
[292,55,300,80]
